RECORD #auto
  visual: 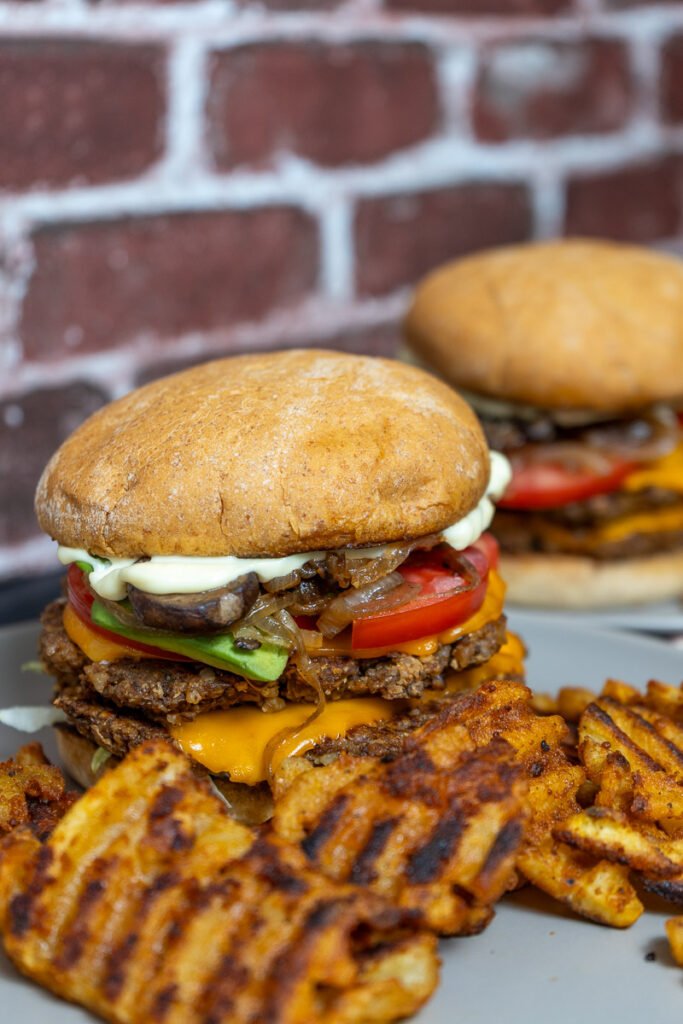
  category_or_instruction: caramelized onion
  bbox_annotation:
[263,560,323,594]
[514,442,617,474]
[326,533,441,589]
[262,608,327,787]
[584,409,679,462]
[315,572,420,638]
[231,592,296,649]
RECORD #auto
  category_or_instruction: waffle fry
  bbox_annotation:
[0,740,438,1024]
[0,742,76,839]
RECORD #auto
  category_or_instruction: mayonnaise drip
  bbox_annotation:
[58,451,511,600]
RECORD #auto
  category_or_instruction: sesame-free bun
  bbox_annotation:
[406,239,683,413]
[36,349,489,559]
[500,549,683,608]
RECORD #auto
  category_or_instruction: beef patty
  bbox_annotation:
[42,598,507,722]
[494,492,683,561]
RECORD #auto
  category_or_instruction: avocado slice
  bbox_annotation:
[90,601,288,682]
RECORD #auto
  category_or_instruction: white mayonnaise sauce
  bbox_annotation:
[58,451,512,600]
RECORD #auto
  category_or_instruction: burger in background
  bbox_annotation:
[34,349,520,822]
[405,239,683,609]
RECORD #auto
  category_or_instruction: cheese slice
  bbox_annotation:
[624,443,683,495]
[593,504,683,544]
[62,604,153,662]
[170,698,400,784]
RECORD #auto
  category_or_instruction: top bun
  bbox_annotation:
[36,349,489,559]
[406,239,683,413]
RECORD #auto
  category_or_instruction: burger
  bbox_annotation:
[405,239,683,608]
[35,349,520,821]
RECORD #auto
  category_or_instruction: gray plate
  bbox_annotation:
[2,616,683,1022]
[509,599,683,637]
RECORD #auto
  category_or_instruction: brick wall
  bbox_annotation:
[3,0,683,579]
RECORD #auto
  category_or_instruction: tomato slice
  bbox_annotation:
[350,542,490,650]
[66,565,192,661]
[498,457,636,511]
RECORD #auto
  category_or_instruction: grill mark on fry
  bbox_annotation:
[260,898,343,1020]
[301,793,349,860]
[587,705,665,773]
[150,983,178,1021]
[350,818,397,885]
[9,845,53,937]
[479,819,524,885]
[251,836,309,895]
[406,810,465,884]
[608,702,683,770]
[54,871,107,970]
[199,954,249,1024]
[102,871,180,1001]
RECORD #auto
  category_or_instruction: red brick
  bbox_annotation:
[564,157,683,242]
[355,183,532,297]
[0,383,107,545]
[474,39,632,143]
[21,208,319,360]
[384,0,572,13]
[661,35,683,125]
[207,42,439,170]
[0,40,165,190]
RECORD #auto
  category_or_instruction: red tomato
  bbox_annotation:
[350,542,490,650]
[66,565,191,661]
[498,458,636,511]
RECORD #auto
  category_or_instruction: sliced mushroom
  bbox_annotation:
[127,573,260,635]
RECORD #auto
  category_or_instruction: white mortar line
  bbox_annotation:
[319,195,355,302]
[435,45,477,139]
[1,5,683,46]
[164,36,211,181]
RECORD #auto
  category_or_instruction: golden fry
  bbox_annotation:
[666,916,683,965]
[0,740,438,1024]
[274,688,529,937]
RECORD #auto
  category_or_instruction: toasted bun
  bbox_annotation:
[55,725,274,825]
[500,549,683,608]
[406,239,683,412]
[36,349,489,559]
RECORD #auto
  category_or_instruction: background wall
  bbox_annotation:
[3,0,683,579]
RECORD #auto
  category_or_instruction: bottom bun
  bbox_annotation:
[55,725,274,825]
[500,549,683,609]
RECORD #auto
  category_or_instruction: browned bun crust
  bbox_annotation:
[36,349,489,559]
[500,550,683,608]
[406,239,683,413]
[54,725,274,825]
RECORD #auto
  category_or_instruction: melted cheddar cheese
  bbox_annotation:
[170,698,401,784]
[624,442,683,495]
[62,604,152,662]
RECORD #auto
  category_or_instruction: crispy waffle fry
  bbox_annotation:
[548,684,683,910]
[0,742,76,839]
[666,916,683,966]
[273,694,528,937]
[0,740,439,1024]
[453,681,643,928]
[274,680,642,930]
